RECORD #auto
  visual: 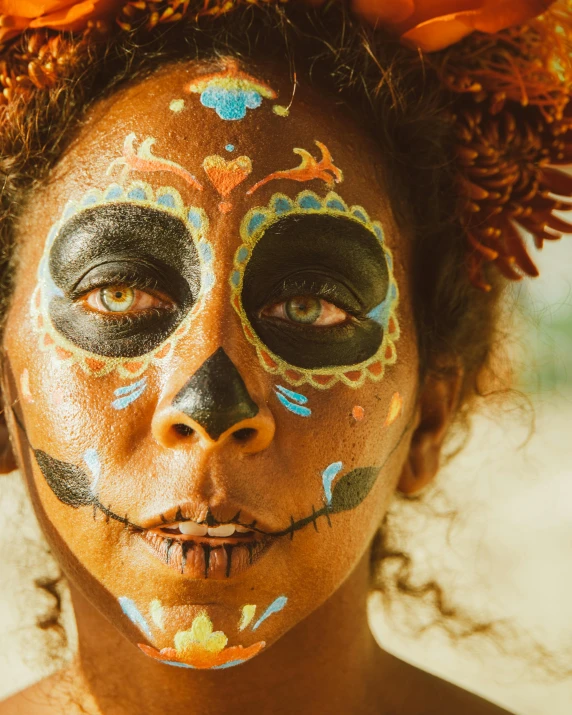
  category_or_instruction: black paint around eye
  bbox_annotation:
[47,203,200,357]
[241,213,389,369]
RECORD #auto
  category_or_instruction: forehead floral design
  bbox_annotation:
[0,0,570,291]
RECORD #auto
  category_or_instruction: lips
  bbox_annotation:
[140,517,274,580]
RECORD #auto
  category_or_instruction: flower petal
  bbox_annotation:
[350,0,415,26]
[29,0,114,30]
[0,1,71,18]
[402,14,474,51]
[0,14,30,42]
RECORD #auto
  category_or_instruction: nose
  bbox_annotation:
[153,348,275,454]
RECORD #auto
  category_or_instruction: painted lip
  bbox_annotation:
[139,502,274,534]
[140,528,275,580]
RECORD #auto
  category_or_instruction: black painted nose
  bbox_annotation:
[171,348,259,441]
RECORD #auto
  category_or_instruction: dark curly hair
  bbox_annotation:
[0,0,569,677]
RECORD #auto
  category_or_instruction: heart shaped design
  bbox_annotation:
[203,155,253,197]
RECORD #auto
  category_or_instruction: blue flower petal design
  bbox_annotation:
[200,87,262,121]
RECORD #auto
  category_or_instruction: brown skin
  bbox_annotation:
[0,60,511,714]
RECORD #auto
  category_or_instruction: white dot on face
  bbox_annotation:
[169,99,185,113]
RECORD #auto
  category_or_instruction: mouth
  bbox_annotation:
[140,518,274,580]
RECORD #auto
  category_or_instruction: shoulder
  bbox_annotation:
[0,670,89,715]
[379,652,514,715]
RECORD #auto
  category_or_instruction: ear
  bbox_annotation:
[0,407,17,474]
[397,367,463,495]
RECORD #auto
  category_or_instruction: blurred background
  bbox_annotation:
[1,231,571,714]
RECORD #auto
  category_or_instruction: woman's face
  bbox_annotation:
[2,58,419,670]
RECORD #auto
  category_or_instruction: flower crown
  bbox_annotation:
[0,0,570,290]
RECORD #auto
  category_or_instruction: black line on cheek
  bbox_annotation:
[165,538,174,565]
[246,542,254,565]
[311,505,319,532]
[224,544,234,578]
[202,543,212,579]
[182,541,193,573]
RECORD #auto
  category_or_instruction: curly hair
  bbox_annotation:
[0,0,570,674]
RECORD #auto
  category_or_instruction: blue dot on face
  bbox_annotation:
[226,144,235,152]
[298,195,322,210]
[157,193,176,208]
[236,246,249,263]
[273,197,293,215]
[246,212,266,237]
[352,209,368,224]
[104,185,123,201]
[81,193,98,207]
[198,241,213,263]
[187,208,203,229]
[127,188,147,201]
[326,198,346,212]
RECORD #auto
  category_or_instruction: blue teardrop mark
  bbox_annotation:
[322,461,343,506]
[119,596,152,638]
[252,596,288,631]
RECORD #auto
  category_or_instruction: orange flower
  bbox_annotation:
[0,0,116,42]
[348,0,557,51]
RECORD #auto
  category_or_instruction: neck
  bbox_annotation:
[68,550,390,715]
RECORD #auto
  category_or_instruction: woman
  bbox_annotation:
[0,0,570,713]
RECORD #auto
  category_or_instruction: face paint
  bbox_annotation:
[322,461,343,507]
[251,595,288,631]
[352,405,365,421]
[384,392,403,426]
[239,604,256,631]
[118,595,287,670]
[111,377,147,410]
[247,141,343,195]
[32,181,213,378]
[83,448,101,490]
[171,347,259,441]
[169,99,185,113]
[108,133,203,192]
[202,154,253,213]
[274,385,311,417]
[20,368,33,403]
[119,597,153,639]
[187,59,277,121]
[230,190,400,389]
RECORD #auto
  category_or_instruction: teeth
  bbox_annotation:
[207,524,236,538]
[178,521,208,536]
[235,525,251,533]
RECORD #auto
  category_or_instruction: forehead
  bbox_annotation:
[37,57,396,231]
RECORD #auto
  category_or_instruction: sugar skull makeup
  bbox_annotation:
[32,182,213,377]
[3,58,419,672]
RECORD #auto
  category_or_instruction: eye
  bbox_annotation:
[261,296,350,327]
[83,285,172,315]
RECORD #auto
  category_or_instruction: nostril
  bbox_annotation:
[232,427,257,442]
[173,423,194,437]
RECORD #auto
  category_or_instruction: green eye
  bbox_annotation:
[100,286,135,312]
[285,297,322,324]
